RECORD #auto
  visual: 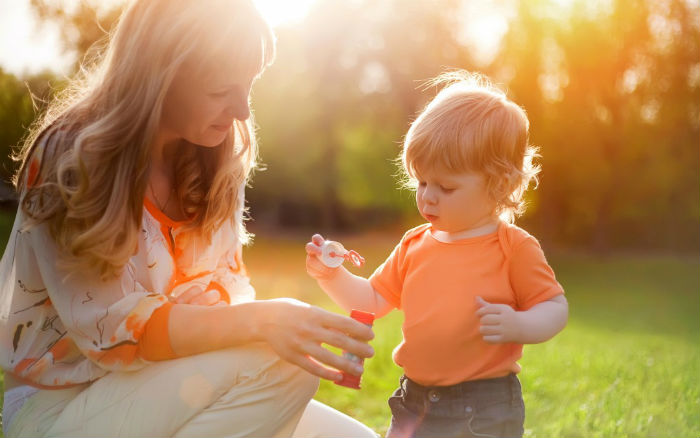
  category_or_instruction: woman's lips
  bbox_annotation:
[211,124,230,132]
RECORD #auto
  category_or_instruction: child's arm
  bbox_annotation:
[306,234,393,317]
[476,294,568,344]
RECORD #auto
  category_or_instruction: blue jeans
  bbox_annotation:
[386,374,525,438]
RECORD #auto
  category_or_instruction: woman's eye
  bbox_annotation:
[417,181,427,187]
[209,90,229,98]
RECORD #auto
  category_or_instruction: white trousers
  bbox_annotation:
[6,344,377,437]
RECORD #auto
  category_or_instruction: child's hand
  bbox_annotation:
[305,234,342,281]
[475,296,521,343]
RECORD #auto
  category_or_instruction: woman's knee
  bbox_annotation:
[275,357,320,403]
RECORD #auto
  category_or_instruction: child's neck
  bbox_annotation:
[432,220,500,243]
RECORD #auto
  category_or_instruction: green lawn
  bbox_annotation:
[0,214,697,437]
[245,232,699,437]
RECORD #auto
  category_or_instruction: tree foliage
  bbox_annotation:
[0,0,696,251]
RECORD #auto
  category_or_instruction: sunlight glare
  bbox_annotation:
[458,2,511,67]
[253,0,317,27]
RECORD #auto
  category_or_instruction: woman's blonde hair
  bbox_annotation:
[13,0,275,279]
[401,71,540,223]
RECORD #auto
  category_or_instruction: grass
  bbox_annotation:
[245,231,699,437]
[0,213,697,437]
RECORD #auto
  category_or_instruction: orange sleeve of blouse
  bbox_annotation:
[138,302,178,361]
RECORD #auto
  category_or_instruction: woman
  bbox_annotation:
[0,0,376,436]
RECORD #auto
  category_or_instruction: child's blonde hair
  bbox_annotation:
[401,71,540,223]
[13,0,275,279]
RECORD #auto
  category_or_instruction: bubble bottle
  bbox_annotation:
[336,309,375,389]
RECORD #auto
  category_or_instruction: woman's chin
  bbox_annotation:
[189,134,227,148]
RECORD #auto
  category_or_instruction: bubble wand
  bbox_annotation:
[319,240,365,268]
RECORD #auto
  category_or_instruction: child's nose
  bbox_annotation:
[421,187,438,204]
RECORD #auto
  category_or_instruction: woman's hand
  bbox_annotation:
[305,234,341,281]
[255,298,375,381]
[172,286,225,306]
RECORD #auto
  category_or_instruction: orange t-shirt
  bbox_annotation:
[369,222,564,386]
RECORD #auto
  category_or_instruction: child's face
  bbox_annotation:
[415,168,498,233]
[160,65,255,147]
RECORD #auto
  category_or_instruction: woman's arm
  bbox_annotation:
[168,298,375,381]
[28,218,372,382]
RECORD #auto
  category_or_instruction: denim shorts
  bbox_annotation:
[386,374,525,438]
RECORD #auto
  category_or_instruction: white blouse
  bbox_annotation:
[0,184,254,388]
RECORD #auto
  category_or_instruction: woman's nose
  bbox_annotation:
[227,89,250,121]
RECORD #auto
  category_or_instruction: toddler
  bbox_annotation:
[305,71,568,438]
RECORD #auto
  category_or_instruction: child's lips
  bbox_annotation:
[423,213,438,221]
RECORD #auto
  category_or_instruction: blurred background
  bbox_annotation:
[0,0,698,436]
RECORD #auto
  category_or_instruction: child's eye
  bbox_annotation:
[440,186,456,193]
[209,90,229,98]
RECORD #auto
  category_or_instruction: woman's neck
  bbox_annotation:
[148,129,186,219]
[151,129,180,174]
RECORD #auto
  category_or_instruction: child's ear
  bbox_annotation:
[492,172,519,200]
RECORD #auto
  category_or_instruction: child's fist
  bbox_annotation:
[305,234,341,281]
[475,296,521,343]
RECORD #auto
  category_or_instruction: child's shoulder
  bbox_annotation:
[499,222,541,253]
[401,223,432,243]
[393,223,432,251]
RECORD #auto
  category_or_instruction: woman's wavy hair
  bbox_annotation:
[401,71,540,223]
[13,0,275,279]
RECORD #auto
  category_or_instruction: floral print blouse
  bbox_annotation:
[0,179,254,388]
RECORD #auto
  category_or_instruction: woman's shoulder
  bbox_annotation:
[20,126,70,190]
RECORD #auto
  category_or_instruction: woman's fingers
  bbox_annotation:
[303,342,364,376]
[287,352,343,381]
[191,289,221,306]
[262,298,374,380]
[259,300,374,381]
[174,286,204,304]
[174,287,221,306]
[313,327,374,360]
[320,310,375,343]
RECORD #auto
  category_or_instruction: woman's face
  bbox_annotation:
[160,65,255,147]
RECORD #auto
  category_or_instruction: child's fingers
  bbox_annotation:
[305,242,322,255]
[479,324,501,336]
[306,255,339,280]
[482,334,504,344]
[311,234,325,246]
[306,253,325,270]
[478,314,501,325]
[475,296,490,307]
[475,305,499,317]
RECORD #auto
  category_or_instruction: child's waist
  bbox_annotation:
[401,373,520,405]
